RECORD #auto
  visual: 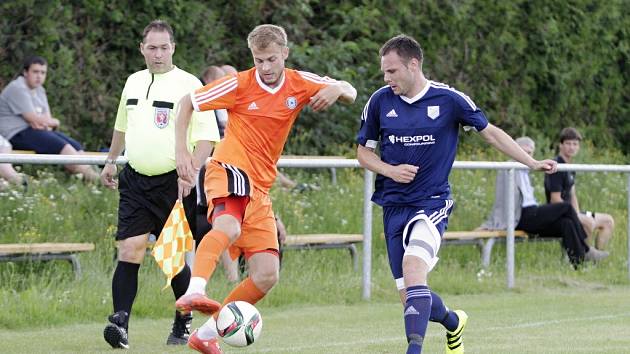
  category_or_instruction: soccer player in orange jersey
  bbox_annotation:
[173,24,356,353]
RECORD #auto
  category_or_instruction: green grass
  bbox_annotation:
[1,286,629,353]
[0,145,629,336]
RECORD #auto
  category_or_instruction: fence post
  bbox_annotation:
[506,168,516,288]
[627,174,630,280]
[362,169,374,300]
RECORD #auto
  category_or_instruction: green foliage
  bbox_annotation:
[1,1,628,154]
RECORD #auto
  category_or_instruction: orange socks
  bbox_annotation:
[192,230,230,280]
[222,277,266,308]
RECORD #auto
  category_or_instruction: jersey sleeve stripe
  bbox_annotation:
[361,85,388,121]
[195,81,238,106]
[194,78,238,102]
[298,71,337,83]
[429,82,477,110]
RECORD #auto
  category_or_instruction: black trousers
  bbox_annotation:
[516,203,589,266]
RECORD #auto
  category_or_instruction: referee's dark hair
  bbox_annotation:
[22,55,47,72]
[142,19,174,43]
[380,34,423,64]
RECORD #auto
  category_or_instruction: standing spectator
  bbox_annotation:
[199,66,225,86]
[100,20,219,349]
[174,24,356,354]
[199,66,229,138]
[0,56,100,181]
[219,64,237,75]
[356,35,557,354]
[544,127,615,250]
[480,137,608,267]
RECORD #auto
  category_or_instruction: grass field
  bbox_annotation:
[1,145,629,353]
[2,286,629,353]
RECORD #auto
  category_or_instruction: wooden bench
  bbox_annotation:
[283,233,363,271]
[281,231,527,271]
[443,230,528,268]
[0,243,95,279]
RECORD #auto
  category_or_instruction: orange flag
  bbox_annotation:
[152,200,194,290]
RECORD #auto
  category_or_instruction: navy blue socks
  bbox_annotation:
[404,285,432,354]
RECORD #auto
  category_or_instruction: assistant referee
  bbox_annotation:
[100,20,219,349]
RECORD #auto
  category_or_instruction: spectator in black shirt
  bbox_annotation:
[544,127,615,250]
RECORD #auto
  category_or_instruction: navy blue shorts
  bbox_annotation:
[383,199,454,289]
[10,127,83,154]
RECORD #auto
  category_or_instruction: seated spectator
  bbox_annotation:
[480,137,608,267]
[0,56,100,182]
[0,135,27,189]
[544,127,615,250]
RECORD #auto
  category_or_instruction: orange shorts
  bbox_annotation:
[204,160,278,260]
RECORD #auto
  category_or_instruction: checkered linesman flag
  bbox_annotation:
[152,200,193,290]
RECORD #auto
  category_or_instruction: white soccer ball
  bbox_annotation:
[216,301,263,347]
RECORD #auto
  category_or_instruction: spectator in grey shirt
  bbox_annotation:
[480,137,608,267]
[0,56,99,181]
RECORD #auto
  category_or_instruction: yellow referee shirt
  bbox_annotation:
[114,66,219,175]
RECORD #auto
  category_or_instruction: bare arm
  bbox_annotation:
[334,81,357,104]
[178,139,214,199]
[549,192,564,204]
[21,111,55,130]
[310,81,357,112]
[175,94,196,183]
[479,123,557,173]
[570,185,580,212]
[191,140,214,170]
[100,129,125,189]
[356,144,418,183]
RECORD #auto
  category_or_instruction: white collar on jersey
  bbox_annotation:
[400,79,431,104]
[255,69,286,94]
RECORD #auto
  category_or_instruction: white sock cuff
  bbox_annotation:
[197,317,218,340]
[185,277,207,296]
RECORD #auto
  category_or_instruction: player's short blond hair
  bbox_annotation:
[247,24,287,49]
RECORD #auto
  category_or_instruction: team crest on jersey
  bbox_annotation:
[154,107,169,128]
[427,106,440,119]
[286,96,297,110]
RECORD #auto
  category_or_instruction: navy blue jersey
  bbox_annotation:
[357,81,489,206]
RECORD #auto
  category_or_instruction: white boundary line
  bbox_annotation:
[248,312,630,353]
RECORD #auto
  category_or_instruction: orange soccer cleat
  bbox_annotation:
[188,329,223,354]
[175,293,221,316]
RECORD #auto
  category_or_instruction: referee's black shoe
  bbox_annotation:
[166,310,192,345]
[104,311,129,349]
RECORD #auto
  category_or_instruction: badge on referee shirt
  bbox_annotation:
[154,107,170,128]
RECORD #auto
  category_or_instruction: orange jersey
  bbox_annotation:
[191,68,336,192]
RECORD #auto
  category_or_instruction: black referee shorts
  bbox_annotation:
[116,165,197,240]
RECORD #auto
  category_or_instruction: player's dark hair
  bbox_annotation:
[22,55,47,72]
[143,19,174,43]
[559,127,582,143]
[380,34,423,64]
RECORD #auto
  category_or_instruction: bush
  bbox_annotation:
[1,0,628,154]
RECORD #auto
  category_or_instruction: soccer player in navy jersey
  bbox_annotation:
[356,34,558,354]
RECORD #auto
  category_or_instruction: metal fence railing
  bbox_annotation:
[1,154,629,299]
